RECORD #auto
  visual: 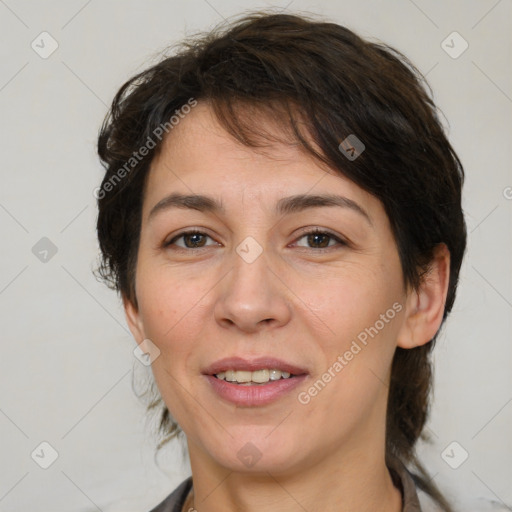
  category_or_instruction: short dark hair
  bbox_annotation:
[96,11,466,510]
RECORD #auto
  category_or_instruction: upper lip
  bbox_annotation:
[203,357,309,376]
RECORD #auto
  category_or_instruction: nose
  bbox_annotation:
[214,242,292,334]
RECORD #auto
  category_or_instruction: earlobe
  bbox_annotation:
[123,295,146,343]
[396,244,451,349]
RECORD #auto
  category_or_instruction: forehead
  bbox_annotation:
[152,101,322,174]
[143,102,381,221]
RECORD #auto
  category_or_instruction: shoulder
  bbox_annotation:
[148,477,193,512]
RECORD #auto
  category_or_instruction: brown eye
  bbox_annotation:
[165,230,216,249]
[294,229,347,250]
[306,232,331,248]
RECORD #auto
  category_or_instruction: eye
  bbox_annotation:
[293,228,347,250]
[164,230,218,250]
[163,228,348,251]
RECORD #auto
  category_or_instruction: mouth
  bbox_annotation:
[214,369,294,385]
[202,357,309,406]
[203,356,308,380]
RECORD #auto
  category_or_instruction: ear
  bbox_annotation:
[396,243,451,349]
[122,295,146,343]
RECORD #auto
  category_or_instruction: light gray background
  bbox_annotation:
[0,1,511,511]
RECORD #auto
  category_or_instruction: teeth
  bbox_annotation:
[234,370,252,383]
[252,369,269,383]
[271,370,290,380]
[269,369,281,381]
[215,369,293,384]
[225,370,236,382]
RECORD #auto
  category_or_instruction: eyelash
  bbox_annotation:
[163,228,348,252]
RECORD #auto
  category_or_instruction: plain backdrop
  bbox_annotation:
[0,1,511,511]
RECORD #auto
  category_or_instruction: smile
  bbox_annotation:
[215,369,292,384]
[203,356,309,406]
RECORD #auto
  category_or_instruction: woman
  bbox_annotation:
[95,11,466,512]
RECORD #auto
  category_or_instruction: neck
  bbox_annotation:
[186,441,402,512]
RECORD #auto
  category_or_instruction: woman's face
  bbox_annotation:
[125,102,413,474]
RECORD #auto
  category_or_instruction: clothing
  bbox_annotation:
[149,477,192,512]
[148,459,440,512]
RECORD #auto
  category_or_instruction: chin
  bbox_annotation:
[205,429,304,474]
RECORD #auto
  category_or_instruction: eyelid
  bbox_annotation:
[164,226,349,251]
[291,227,349,249]
[164,228,218,248]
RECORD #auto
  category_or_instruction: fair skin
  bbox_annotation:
[124,102,450,512]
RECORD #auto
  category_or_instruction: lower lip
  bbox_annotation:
[205,374,307,407]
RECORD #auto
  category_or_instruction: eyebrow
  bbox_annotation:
[148,192,372,226]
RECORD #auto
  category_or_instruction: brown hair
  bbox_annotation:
[96,11,466,510]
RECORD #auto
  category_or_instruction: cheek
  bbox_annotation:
[299,280,402,424]
[299,263,403,349]
[135,265,208,358]
[134,269,209,426]
[315,268,403,386]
